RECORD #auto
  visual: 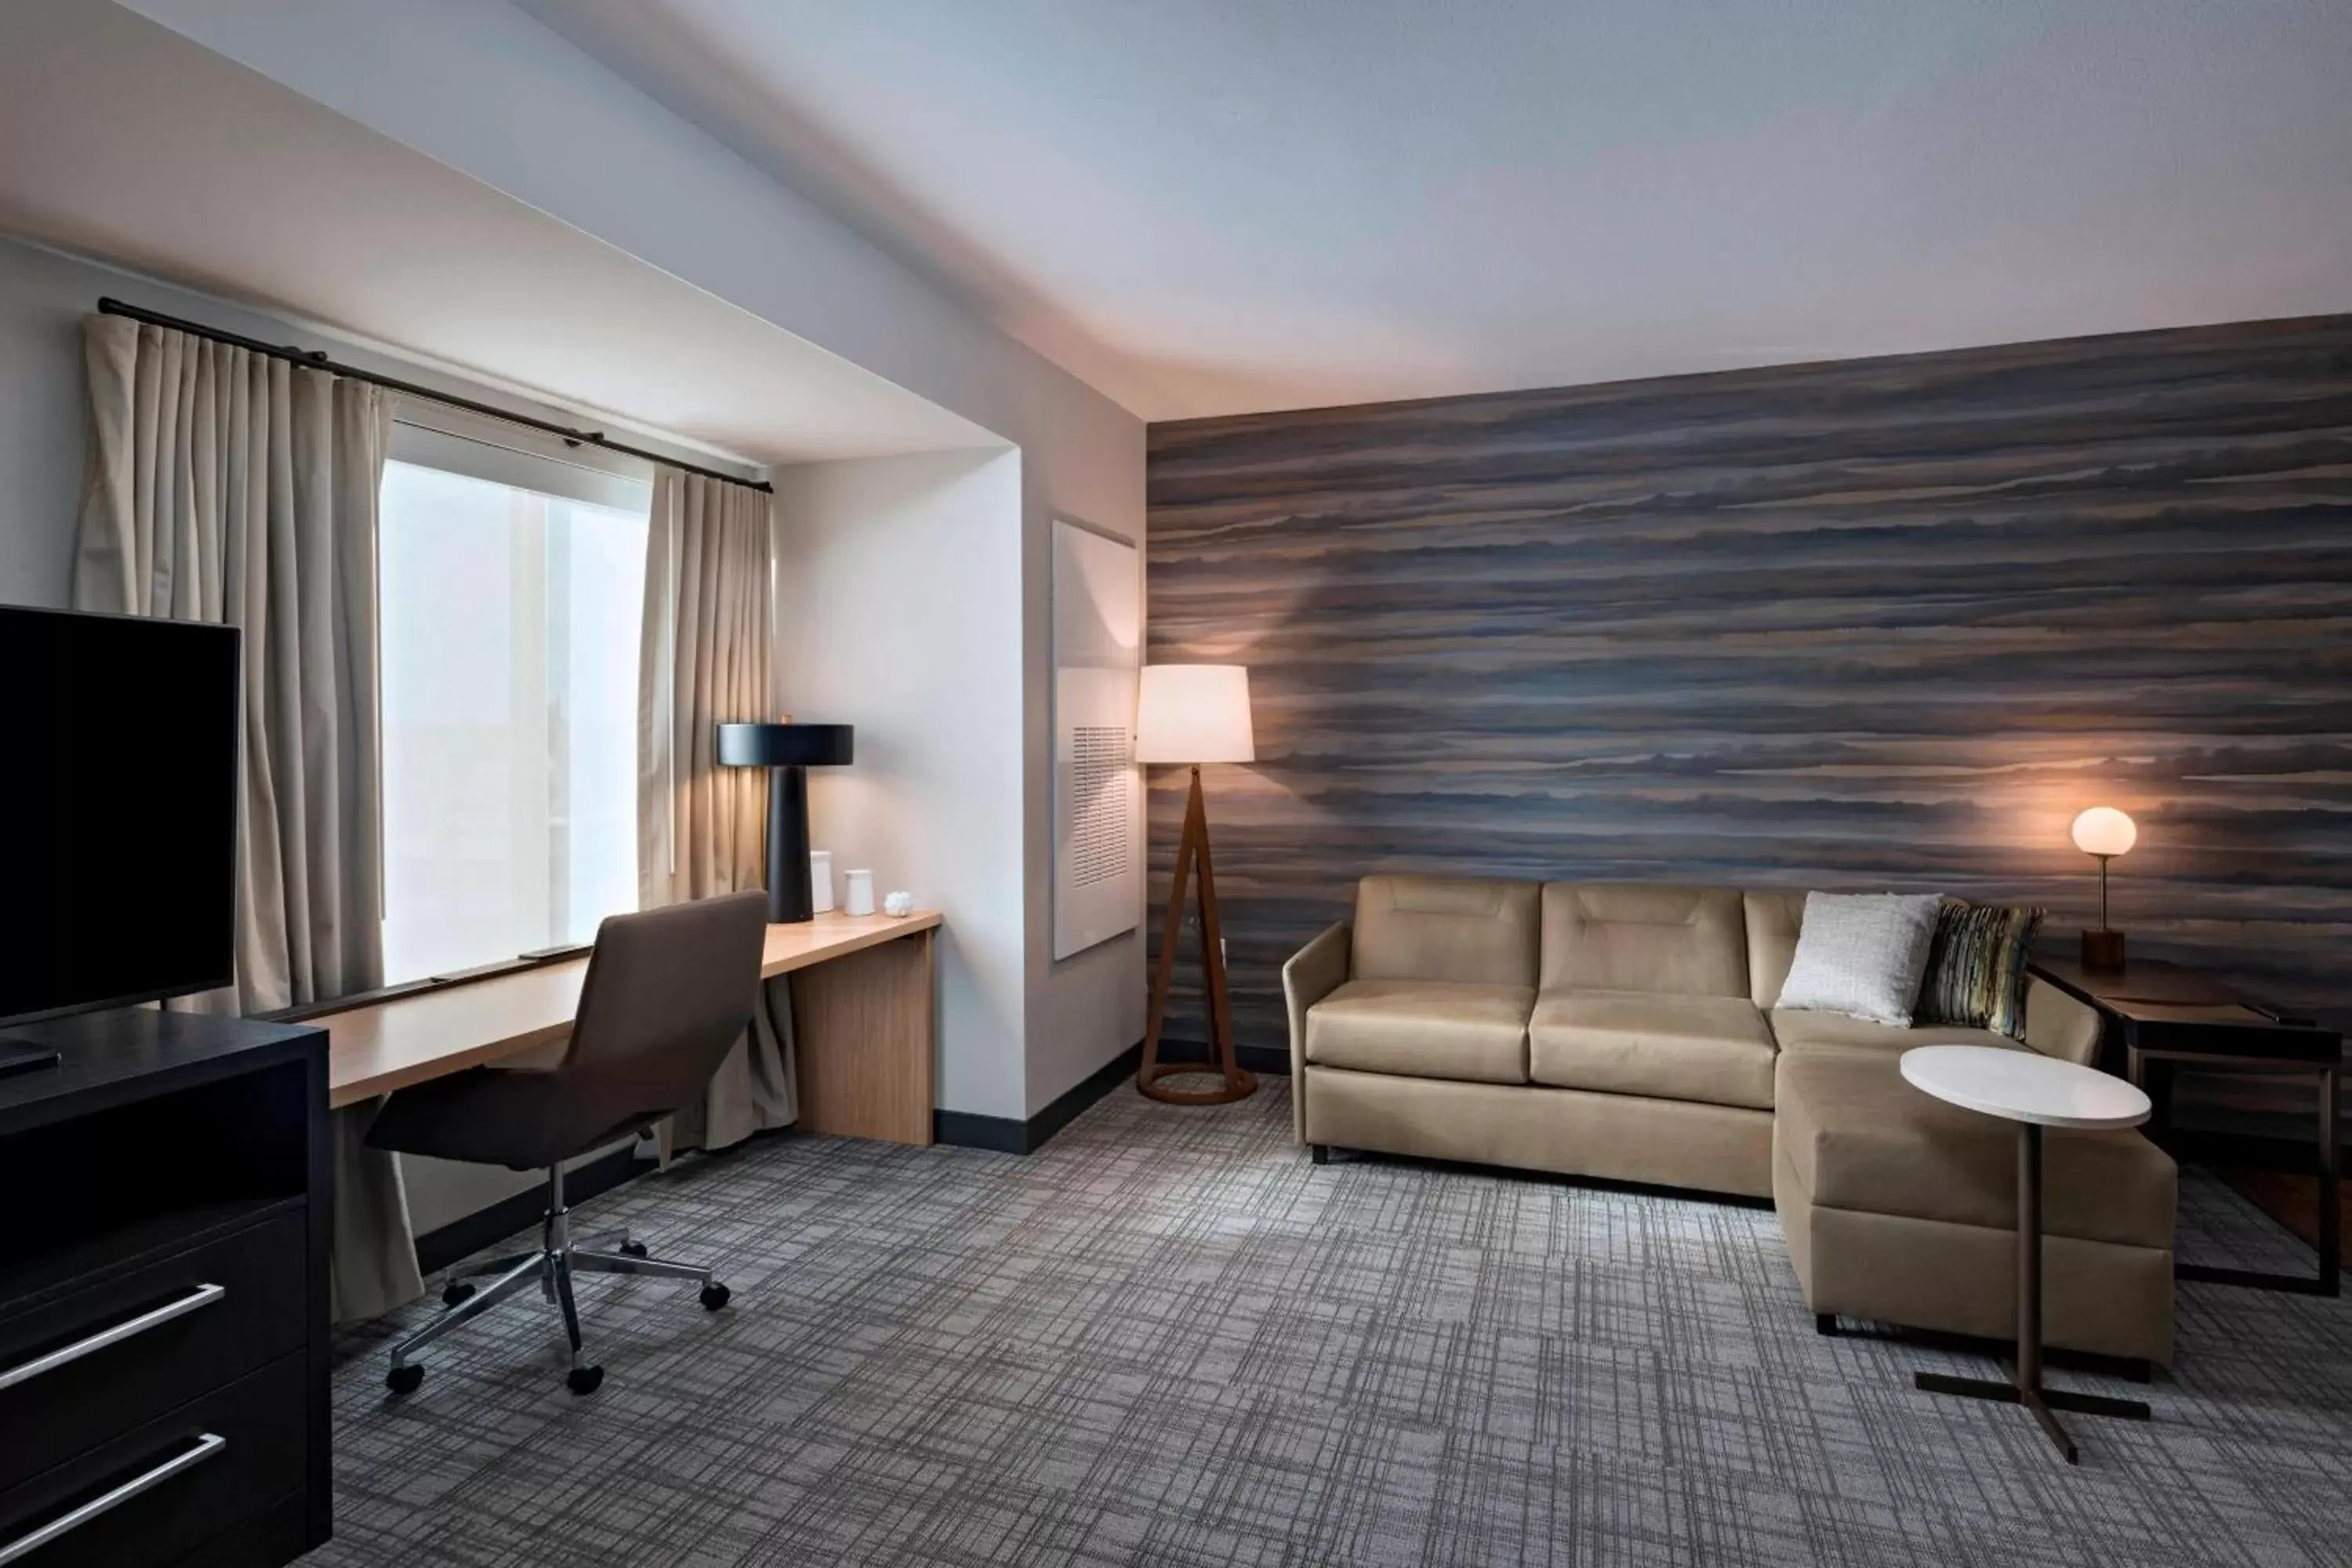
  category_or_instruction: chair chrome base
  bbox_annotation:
[385,1163,728,1396]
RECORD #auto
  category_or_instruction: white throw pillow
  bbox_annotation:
[1775,892,1945,1026]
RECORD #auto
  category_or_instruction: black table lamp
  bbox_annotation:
[717,720,855,923]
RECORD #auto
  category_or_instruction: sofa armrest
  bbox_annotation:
[2023,975,2103,1065]
[1283,921,1352,1142]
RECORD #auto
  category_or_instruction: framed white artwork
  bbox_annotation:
[1051,519,1142,959]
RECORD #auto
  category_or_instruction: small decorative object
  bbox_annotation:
[884,890,913,918]
[2071,806,2136,972]
[844,868,876,917]
[809,850,835,914]
[713,716,855,924]
[1134,664,1258,1105]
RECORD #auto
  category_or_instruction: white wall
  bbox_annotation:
[774,451,1027,1118]
[0,239,101,606]
[122,0,1151,1121]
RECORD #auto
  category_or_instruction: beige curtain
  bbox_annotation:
[72,313,423,1323]
[637,466,797,1150]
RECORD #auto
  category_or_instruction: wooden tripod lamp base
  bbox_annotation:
[1139,764,1255,1104]
[1133,665,1258,1106]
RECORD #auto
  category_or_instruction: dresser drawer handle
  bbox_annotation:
[0,1283,227,1392]
[0,1432,227,1565]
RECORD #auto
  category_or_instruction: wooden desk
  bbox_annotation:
[322,911,940,1145]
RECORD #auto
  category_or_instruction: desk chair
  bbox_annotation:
[369,889,771,1396]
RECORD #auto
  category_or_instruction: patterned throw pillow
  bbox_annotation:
[1917,902,2045,1039]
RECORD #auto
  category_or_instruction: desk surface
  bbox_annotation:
[323,910,940,1109]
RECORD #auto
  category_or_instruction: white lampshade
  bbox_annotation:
[1135,664,1254,764]
[2071,806,2137,858]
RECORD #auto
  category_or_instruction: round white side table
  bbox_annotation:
[1898,1044,2154,1464]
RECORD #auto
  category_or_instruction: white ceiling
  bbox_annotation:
[526,0,2352,422]
[0,0,993,464]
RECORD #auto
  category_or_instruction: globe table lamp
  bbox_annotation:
[2071,806,2136,972]
[1134,664,1257,1105]
[716,720,854,924]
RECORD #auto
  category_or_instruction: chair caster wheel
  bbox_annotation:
[442,1280,476,1308]
[700,1283,731,1312]
[619,1240,649,1259]
[385,1363,424,1396]
[566,1364,604,1396]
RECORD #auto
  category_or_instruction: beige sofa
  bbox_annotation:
[1283,875,2176,1364]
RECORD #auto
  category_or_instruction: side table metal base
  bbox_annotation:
[1912,1120,2157,1465]
[1915,1369,2151,1465]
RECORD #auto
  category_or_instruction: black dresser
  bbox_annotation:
[0,1010,328,1567]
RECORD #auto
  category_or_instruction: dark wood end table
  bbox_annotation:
[2031,951,2341,1298]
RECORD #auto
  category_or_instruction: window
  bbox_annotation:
[377,419,650,985]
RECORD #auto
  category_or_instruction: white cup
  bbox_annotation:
[808,850,835,913]
[844,869,875,916]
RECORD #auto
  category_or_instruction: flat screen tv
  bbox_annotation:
[0,604,240,1032]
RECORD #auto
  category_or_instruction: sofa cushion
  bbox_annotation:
[1305,979,1533,1083]
[1540,884,1750,996]
[1768,1007,2026,1059]
[1775,1051,2174,1249]
[1530,990,1777,1109]
[1353,876,1540,989]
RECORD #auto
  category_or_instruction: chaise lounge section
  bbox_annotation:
[1284,874,2176,1363]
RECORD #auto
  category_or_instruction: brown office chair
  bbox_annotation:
[369,890,771,1396]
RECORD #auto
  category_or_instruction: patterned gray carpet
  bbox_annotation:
[308,1079,2352,1567]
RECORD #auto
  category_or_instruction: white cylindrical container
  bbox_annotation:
[844,868,875,916]
[808,850,835,913]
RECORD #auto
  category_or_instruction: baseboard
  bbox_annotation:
[411,1040,1286,1207]
[1150,1036,1290,1078]
[421,1051,1249,1262]
[934,1040,1144,1156]
[931,1109,1031,1155]
[931,1036,1290,1156]
[1026,1040,1148,1149]
[412,1145,647,1276]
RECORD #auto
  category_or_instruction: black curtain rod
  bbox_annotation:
[96,296,773,495]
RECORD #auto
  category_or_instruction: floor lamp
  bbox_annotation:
[1135,664,1258,1105]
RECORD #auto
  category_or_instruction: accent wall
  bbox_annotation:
[1145,315,2352,1116]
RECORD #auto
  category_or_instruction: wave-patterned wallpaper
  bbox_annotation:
[1144,316,2352,1090]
